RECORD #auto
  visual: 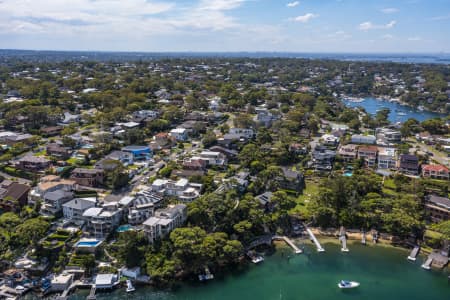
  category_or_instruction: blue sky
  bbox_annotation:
[0,0,449,52]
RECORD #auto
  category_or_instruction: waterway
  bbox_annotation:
[342,97,445,123]
[64,240,449,300]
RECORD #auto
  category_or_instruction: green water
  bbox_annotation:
[67,241,449,300]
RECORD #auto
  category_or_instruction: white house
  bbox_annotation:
[377,147,397,169]
[62,197,97,222]
[143,204,187,243]
[151,178,202,202]
[351,134,376,145]
[169,128,188,141]
[229,128,254,139]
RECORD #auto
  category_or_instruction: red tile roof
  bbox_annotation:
[422,164,449,172]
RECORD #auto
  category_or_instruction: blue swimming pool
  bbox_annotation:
[76,240,101,247]
[116,225,133,233]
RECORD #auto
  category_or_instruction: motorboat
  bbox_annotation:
[126,280,135,293]
[251,255,264,264]
[338,280,360,289]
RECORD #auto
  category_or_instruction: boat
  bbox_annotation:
[397,112,407,116]
[198,267,214,281]
[338,280,360,289]
[251,255,264,264]
[125,280,135,293]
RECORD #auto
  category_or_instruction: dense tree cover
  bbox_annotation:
[0,212,50,261]
[146,227,243,283]
[308,172,424,237]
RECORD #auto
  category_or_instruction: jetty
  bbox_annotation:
[273,236,302,254]
[306,228,325,252]
[407,246,420,261]
[86,285,96,300]
[421,257,433,270]
[339,227,349,252]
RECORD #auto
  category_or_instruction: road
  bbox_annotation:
[0,170,32,185]
[408,139,449,167]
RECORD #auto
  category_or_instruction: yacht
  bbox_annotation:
[338,280,360,289]
[126,280,135,293]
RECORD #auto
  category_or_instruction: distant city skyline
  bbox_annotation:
[0,0,449,53]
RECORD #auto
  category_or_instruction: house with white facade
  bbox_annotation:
[151,178,202,202]
[62,197,97,223]
[143,204,187,243]
[377,147,397,169]
[169,128,188,141]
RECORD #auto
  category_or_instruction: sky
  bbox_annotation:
[0,0,449,53]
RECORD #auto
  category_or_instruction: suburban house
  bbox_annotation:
[321,134,340,147]
[398,154,419,175]
[121,145,152,161]
[0,131,34,146]
[193,151,227,167]
[425,195,450,222]
[40,188,74,216]
[28,176,76,207]
[278,168,304,192]
[143,204,187,243]
[377,147,397,169]
[70,168,104,187]
[127,190,163,225]
[46,143,72,160]
[0,181,30,212]
[82,204,123,238]
[40,126,63,137]
[169,128,188,141]
[357,145,378,167]
[422,164,449,180]
[95,150,134,169]
[376,128,402,144]
[338,144,358,162]
[351,134,376,145]
[312,145,336,171]
[228,128,254,139]
[62,197,97,223]
[16,155,51,172]
[255,109,280,127]
[150,178,202,202]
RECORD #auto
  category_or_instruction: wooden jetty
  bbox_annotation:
[305,228,325,252]
[421,257,432,270]
[273,236,302,254]
[407,246,420,261]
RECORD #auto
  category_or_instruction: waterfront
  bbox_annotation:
[63,241,449,300]
[342,97,445,123]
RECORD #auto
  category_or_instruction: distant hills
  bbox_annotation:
[0,49,449,64]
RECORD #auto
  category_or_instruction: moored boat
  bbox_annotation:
[126,280,135,293]
[338,280,360,289]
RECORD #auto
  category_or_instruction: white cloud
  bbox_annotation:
[287,1,300,8]
[198,0,246,11]
[381,8,399,14]
[382,34,394,40]
[358,20,397,30]
[291,13,318,23]
[430,14,450,21]
[408,36,422,41]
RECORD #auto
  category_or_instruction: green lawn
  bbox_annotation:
[291,180,320,217]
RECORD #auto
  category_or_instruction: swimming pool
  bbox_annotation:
[116,225,133,233]
[75,239,102,247]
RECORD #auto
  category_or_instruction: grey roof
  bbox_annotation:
[63,197,96,210]
[428,195,450,210]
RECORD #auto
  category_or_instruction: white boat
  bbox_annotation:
[251,256,264,264]
[338,280,360,289]
[126,280,135,293]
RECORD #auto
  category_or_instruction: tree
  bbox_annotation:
[16,218,50,246]
[0,212,20,239]
[202,131,217,148]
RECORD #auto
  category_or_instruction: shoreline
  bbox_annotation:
[341,95,446,115]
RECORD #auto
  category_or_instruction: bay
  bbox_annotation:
[64,240,449,300]
[342,97,445,123]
